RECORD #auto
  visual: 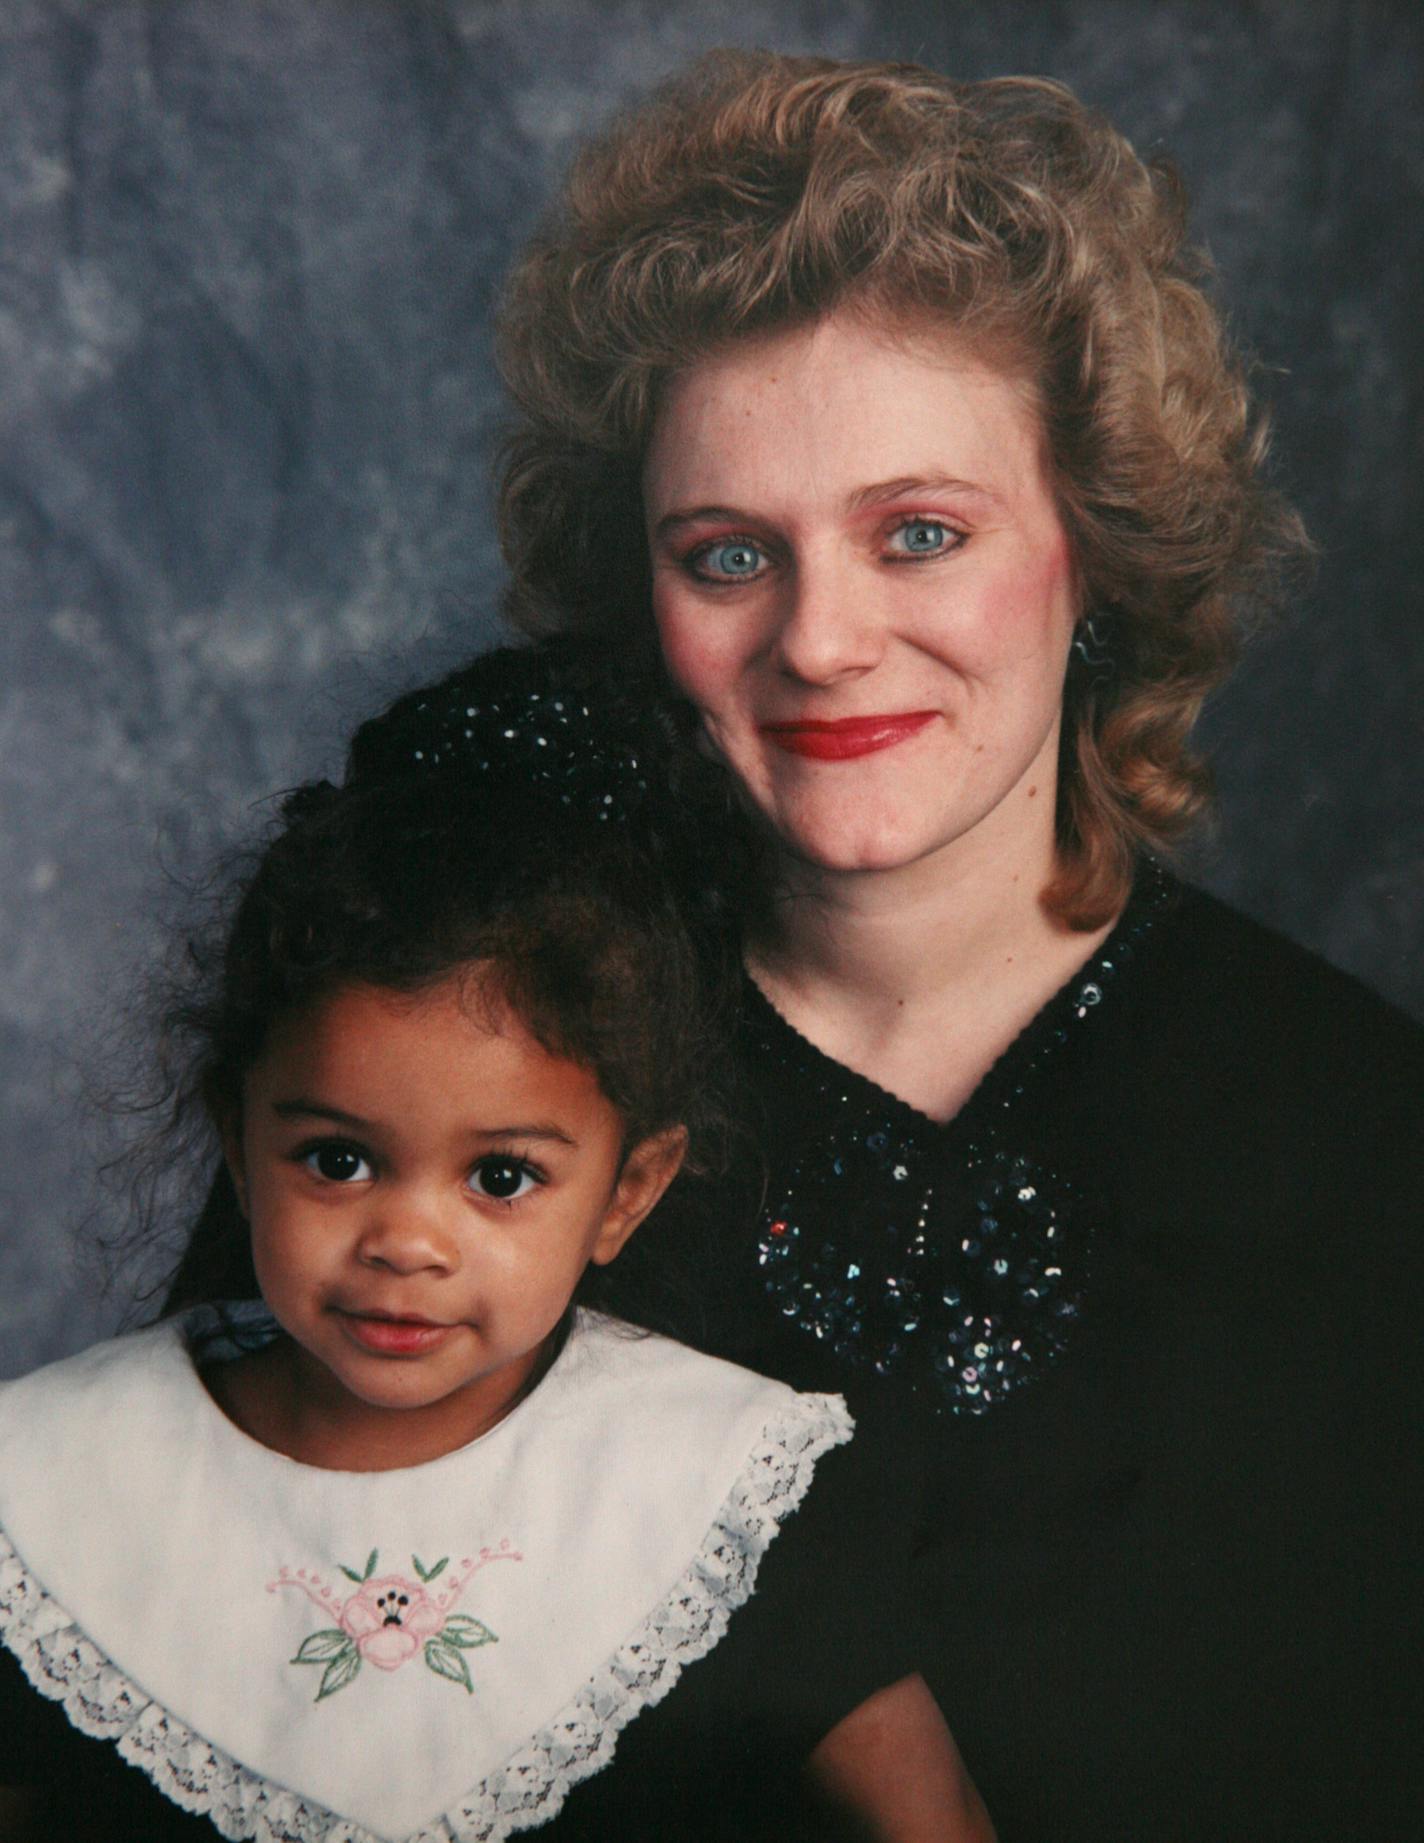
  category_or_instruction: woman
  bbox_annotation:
[362,52,1421,1840]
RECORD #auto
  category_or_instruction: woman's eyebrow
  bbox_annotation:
[271,1099,576,1146]
[847,473,1008,512]
[650,504,748,541]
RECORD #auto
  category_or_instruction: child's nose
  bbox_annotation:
[354,1196,460,1276]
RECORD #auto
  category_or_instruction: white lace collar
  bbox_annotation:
[0,1311,850,1841]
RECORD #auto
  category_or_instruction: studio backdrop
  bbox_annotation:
[1,0,1420,1374]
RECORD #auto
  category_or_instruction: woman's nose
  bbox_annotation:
[354,1195,460,1276]
[769,557,886,684]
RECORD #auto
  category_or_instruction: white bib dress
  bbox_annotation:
[0,1310,874,1842]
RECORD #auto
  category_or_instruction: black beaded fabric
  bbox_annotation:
[746,862,1174,1415]
[349,638,675,824]
[345,638,766,950]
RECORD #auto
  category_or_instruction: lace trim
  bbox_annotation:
[0,1391,851,1842]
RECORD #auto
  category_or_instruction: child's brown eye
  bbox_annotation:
[471,1158,538,1202]
[304,1143,370,1183]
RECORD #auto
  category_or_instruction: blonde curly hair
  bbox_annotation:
[496,50,1307,927]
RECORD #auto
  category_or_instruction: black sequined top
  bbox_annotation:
[672,875,1424,1842]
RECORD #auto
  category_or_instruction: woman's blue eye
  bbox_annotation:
[305,1144,371,1183]
[470,1158,539,1202]
[695,540,764,580]
[889,519,951,556]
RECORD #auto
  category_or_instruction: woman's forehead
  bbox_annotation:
[643,309,1050,517]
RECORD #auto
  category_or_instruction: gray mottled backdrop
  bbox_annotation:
[2,0,1420,1375]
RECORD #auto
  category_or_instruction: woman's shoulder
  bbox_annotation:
[1125,876,1424,1089]
[1157,880,1419,1029]
[1091,877,1424,1233]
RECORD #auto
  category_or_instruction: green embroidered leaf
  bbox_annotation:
[424,1640,473,1693]
[412,1554,448,1583]
[339,1566,364,1583]
[442,1614,497,1650]
[292,1628,351,1664]
[361,1548,379,1581]
[316,1645,362,1701]
[442,1612,492,1632]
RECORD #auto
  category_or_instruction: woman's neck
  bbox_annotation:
[746,824,1117,1123]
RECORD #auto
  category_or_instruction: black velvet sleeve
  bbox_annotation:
[0,1638,48,1785]
[537,1414,929,1842]
[0,1632,228,1838]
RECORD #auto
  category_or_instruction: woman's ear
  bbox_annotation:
[590,1126,689,1266]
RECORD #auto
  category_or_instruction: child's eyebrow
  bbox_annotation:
[271,1098,577,1146]
[468,1123,579,1147]
[273,1099,372,1130]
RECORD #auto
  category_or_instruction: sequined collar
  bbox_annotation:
[739,861,1177,1414]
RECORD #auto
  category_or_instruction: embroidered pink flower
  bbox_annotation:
[268,1543,522,1701]
[340,1575,445,1669]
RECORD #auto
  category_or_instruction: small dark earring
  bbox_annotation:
[1072,612,1116,681]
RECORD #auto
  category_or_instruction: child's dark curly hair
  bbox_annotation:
[150,642,746,1331]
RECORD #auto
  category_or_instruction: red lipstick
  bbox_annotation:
[760,712,935,761]
[338,1312,455,1356]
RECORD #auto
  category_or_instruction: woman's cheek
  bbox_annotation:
[1009,535,1078,655]
[652,597,735,708]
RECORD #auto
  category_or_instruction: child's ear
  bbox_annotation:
[590,1126,689,1266]
[210,1094,250,1221]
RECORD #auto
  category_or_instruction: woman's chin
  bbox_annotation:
[753,756,1059,887]
[773,819,954,880]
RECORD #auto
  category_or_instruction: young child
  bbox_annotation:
[0,648,992,1842]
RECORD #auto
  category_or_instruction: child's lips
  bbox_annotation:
[336,1309,457,1356]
